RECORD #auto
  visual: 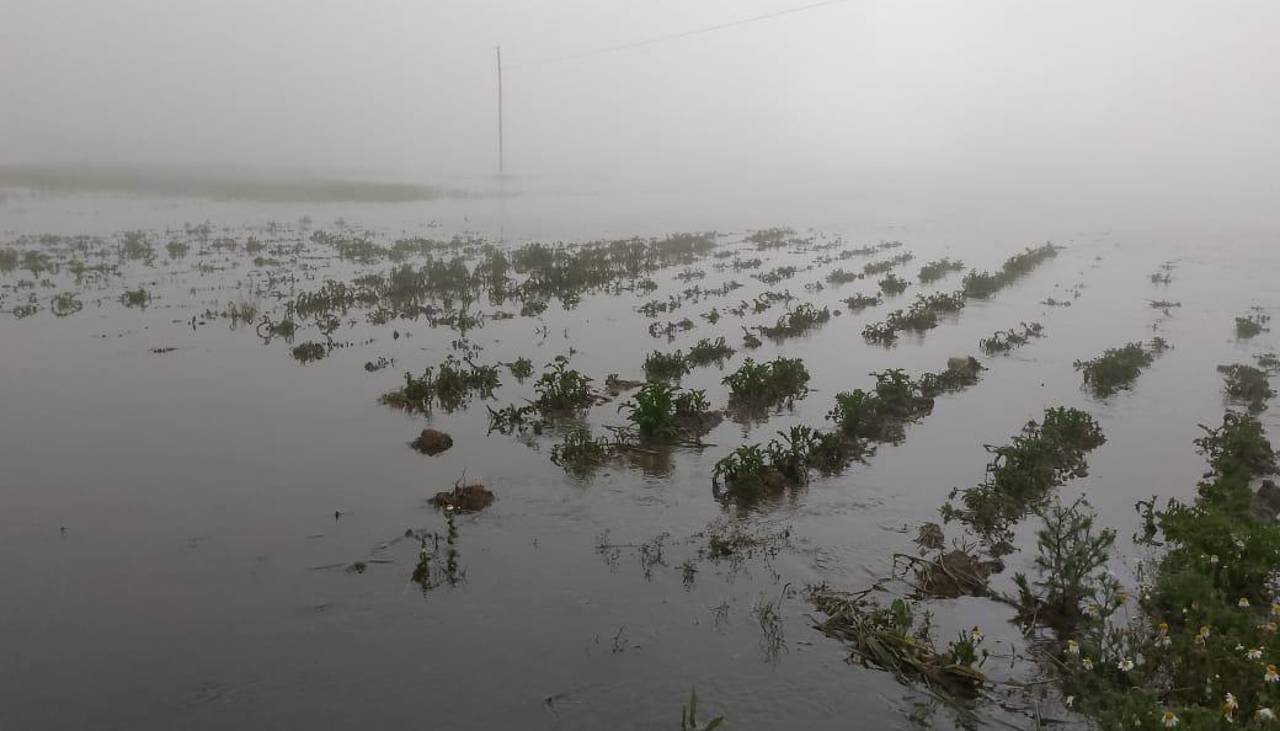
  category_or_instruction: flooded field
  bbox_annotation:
[2,188,1278,730]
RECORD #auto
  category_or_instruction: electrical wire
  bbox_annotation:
[507,0,850,69]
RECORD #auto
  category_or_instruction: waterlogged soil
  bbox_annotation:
[2,189,1278,730]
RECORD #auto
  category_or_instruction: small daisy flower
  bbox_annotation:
[1241,597,1253,608]
[1066,639,1080,655]
[970,626,982,642]
[1117,658,1135,672]
[1267,622,1279,634]
[1211,554,1221,565]
[1266,664,1280,683]
[1257,707,1276,721]
[1064,695,1074,708]
[1162,710,1180,727]
[1082,657,1094,671]
[1249,648,1265,661]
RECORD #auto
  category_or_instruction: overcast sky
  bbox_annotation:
[4,0,1279,215]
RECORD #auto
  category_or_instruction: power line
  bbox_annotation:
[507,0,850,69]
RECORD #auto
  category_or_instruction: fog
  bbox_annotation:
[4,0,1279,224]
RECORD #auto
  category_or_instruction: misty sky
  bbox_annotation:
[4,0,1279,211]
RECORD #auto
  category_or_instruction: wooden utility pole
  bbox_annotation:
[496,46,504,176]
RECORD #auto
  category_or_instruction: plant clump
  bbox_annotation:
[643,349,691,382]
[722,357,811,411]
[878,273,910,296]
[1044,412,1280,729]
[960,244,1060,299]
[756,303,831,340]
[381,357,501,413]
[917,258,966,283]
[1074,340,1162,397]
[1218,364,1275,413]
[686,336,735,367]
[940,407,1106,539]
[550,426,615,476]
[1237,311,1271,339]
[980,322,1044,355]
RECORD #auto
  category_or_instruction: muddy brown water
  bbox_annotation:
[1,188,1278,729]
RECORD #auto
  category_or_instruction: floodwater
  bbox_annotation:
[1,183,1278,730]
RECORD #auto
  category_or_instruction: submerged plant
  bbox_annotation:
[878,273,910,296]
[722,357,811,409]
[534,358,594,413]
[642,349,691,382]
[756,302,831,339]
[550,426,614,475]
[917,258,966,284]
[686,336,735,366]
[1218,363,1275,413]
[120,287,150,308]
[1074,341,1160,397]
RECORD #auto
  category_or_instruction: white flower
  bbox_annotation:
[1064,695,1074,708]
[1162,710,1180,727]
[1211,554,1221,564]
[1066,639,1080,655]
[1241,597,1252,608]
[1082,657,1094,670]
[970,626,983,642]
[1257,707,1276,721]
[1266,664,1280,683]
[1248,648,1264,661]
[1117,658,1135,672]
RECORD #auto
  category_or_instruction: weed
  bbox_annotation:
[680,687,725,731]
[1021,497,1116,626]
